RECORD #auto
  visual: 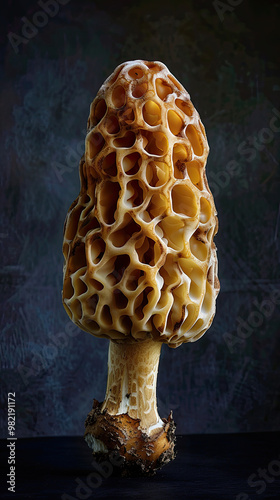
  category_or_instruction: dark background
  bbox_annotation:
[1,0,280,441]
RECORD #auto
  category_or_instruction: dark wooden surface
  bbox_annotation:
[1,432,280,499]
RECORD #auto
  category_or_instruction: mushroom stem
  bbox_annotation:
[102,339,162,434]
[84,339,176,475]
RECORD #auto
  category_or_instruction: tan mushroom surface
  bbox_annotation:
[62,60,219,475]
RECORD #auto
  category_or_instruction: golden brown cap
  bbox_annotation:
[62,60,219,346]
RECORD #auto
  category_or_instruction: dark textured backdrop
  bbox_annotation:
[1,0,280,438]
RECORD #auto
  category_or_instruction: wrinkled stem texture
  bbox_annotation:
[101,340,162,433]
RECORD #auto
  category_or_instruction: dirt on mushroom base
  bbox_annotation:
[84,399,176,476]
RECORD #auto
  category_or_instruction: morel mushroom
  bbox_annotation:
[62,60,219,475]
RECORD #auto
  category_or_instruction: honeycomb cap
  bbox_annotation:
[62,60,219,347]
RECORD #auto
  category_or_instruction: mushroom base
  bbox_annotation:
[84,399,176,476]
